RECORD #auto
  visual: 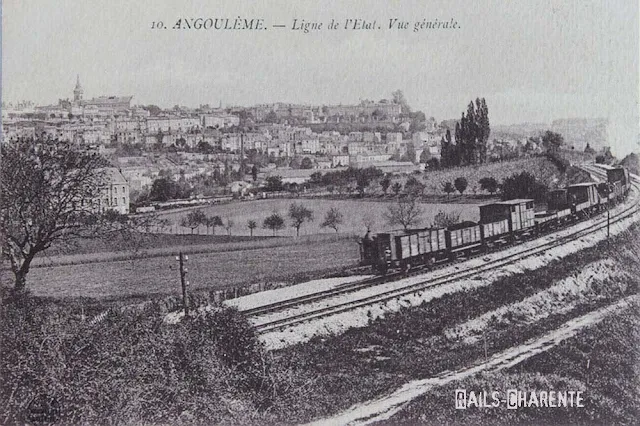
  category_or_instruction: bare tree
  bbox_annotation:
[1,138,132,290]
[224,217,235,237]
[320,207,344,233]
[362,214,376,233]
[247,220,257,237]
[384,196,424,230]
[288,203,314,237]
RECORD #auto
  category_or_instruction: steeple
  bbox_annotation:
[73,75,83,102]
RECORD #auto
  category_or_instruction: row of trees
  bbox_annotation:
[178,203,345,237]
[309,167,385,196]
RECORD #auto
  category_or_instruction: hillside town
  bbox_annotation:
[2,77,611,213]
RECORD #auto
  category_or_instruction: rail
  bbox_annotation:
[250,168,639,333]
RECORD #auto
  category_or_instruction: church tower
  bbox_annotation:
[73,75,83,102]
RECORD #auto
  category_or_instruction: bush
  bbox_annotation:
[478,177,499,194]
[0,293,271,424]
[501,171,548,202]
[433,210,461,228]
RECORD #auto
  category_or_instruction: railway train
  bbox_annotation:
[360,165,632,273]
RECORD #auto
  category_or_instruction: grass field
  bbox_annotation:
[11,238,359,299]
[30,233,347,267]
[158,198,483,237]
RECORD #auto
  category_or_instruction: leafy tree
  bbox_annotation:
[196,140,214,154]
[143,104,162,116]
[392,89,411,114]
[404,176,425,196]
[426,158,440,169]
[181,209,206,234]
[264,175,284,192]
[440,129,459,167]
[401,142,417,163]
[384,195,424,230]
[454,177,468,195]
[432,210,461,228]
[479,177,499,194]
[263,212,285,236]
[206,215,223,235]
[149,178,176,202]
[310,172,323,186]
[501,171,548,202]
[442,181,455,198]
[289,156,302,169]
[392,182,402,196]
[320,207,344,232]
[265,111,278,123]
[288,203,314,236]
[1,138,125,290]
[148,177,191,202]
[541,130,564,153]
[300,157,313,169]
[454,98,490,165]
[380,176,391,194]
[247,220,257,237]
[356,174,370,196]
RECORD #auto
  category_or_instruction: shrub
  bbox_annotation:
[501,171,548,202]
[0,293,272,424]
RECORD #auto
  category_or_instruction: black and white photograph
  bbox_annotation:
[1,0,639,424]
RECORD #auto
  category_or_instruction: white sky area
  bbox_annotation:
[2,0,639,155]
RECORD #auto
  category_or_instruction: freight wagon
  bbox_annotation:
[566,182,601,217]
[360,166,632,274]
[445,221,482,259]
[360,227,447,272]
[479,199,535,239]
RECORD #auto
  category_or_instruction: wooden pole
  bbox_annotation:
[607,194,610,244]
[178,252,189,316]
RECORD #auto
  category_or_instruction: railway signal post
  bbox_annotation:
[177,252,189,316]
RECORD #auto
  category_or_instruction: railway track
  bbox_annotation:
[243,165,611,319]
[249,166,639,334]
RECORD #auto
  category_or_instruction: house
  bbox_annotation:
[94,168,130,214]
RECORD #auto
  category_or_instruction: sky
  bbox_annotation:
[2,0,639,155]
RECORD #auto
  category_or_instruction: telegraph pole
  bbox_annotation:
[177,252,189,315]
[607,199,610,240]
[607,189,611,244]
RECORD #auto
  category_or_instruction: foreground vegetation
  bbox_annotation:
[3,220,638,424]
[392,301,640,425]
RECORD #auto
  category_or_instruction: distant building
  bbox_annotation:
[93,168,130,214]
[70,76,133,116]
